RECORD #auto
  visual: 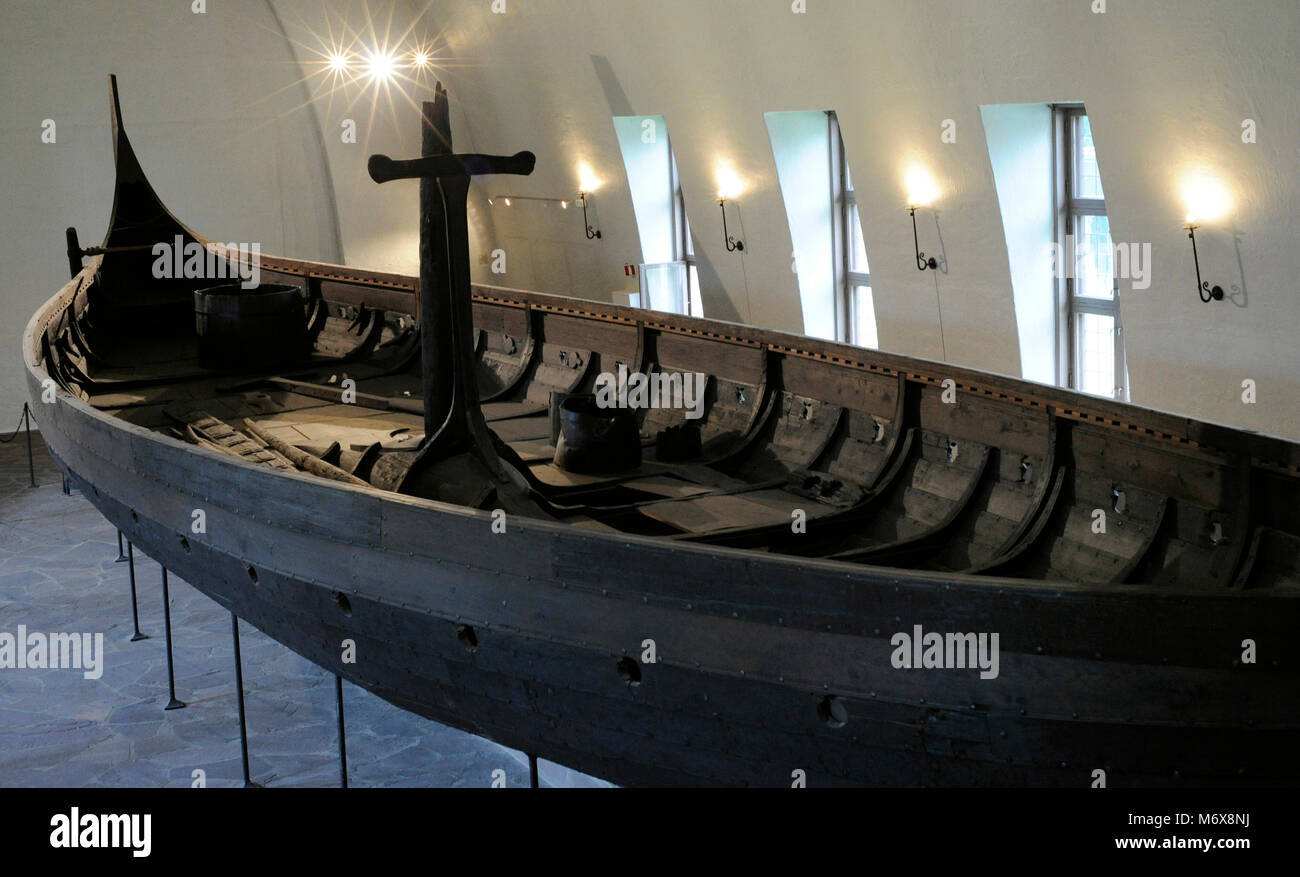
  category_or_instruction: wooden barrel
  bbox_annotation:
[194,283,309,372]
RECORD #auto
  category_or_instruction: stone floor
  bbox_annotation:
[0,426,609,788]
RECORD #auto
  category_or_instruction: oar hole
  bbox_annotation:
[334,592,352,616]
[179,536,191,553]
[246,565,258,584]
[817,695,848,728]
[617,657,642,686]
[457,624,478,651]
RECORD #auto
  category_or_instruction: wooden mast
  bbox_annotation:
[417,87,456,448]
[367,83,543,512]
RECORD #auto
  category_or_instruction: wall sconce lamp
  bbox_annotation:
[1184,218,1223,302]
[579,191,601,240]
[910,206,937,271]
[715,161,745,252]
[903,165,941,271]
[719,198,744,252]
[1180,173,1232,301]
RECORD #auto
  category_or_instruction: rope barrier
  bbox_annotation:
[0,403,38,487]
[0,403,30,443]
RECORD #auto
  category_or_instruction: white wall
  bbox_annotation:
[1,0,341,421]
[6,0,1300,444]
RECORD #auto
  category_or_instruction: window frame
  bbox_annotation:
[1053,105,1128,401]
[669,144,701,316]
[829,111,872,346]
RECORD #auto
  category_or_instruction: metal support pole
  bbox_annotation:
[115,531,128,563]
[231,613,260,788]
[126,541,147,642]
[335,675,348,789]
[528,753,539,789]
[23,404,35,489]
[160,567,186,711]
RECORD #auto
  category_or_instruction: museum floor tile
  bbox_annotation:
[0,434,607,788]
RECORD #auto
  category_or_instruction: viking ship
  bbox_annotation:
[23,77,1299,787]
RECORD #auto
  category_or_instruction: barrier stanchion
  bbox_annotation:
[126,541,148,642]
[231,614,261,788]
[335,675,348,789]
[161,567,186,711]
[1,404,38,488]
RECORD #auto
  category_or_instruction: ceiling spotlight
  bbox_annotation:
[413,52,430,68]
[504,198,512,207]
[365,50,396,82]
[328,53,349,72]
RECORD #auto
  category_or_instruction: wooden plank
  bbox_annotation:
[655,332,765,385]
[537,312,641,366]
[472,300,529,336]
[317,279,418,315]
[639,488,833,534]
[482,400,547,421]
[780,353,899,415]
[488,415,551,442]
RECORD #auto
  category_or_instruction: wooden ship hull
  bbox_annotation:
[20,78,1300,787]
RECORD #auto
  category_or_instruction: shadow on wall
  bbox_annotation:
[930,211,949,275]
[694,250,741,323]
[590,55,635,117]
[1230,231,1249,309]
